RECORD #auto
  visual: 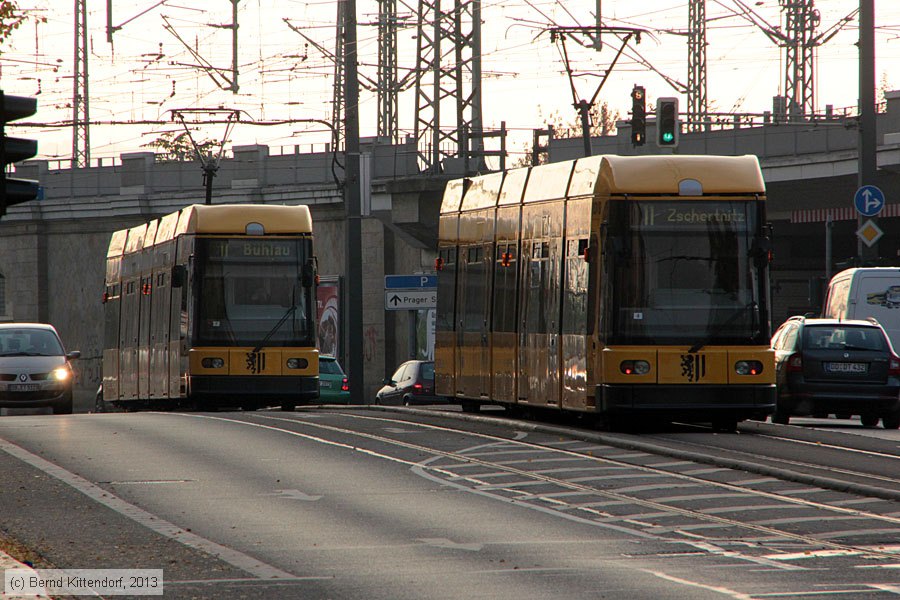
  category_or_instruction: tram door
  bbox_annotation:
[518,206,561,406]
[456,233,493,397]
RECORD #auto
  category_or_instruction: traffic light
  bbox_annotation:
[1,91,39,217]
[630,85,646,146]
[656,97,679,148]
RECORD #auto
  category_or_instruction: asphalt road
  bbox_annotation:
[1,408,899,599]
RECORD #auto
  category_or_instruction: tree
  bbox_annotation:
[0,0,26,51]
[513,101,621,167]
[144,131,217,162]
[542,101,620,139]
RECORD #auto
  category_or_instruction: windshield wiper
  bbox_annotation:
[689,302,758,354]
[251,304,297,354]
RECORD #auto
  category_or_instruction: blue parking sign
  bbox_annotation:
[854,185,885,217]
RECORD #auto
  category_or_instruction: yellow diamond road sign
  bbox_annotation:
[857,219,883,247]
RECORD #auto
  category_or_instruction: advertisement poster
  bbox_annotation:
[317,277,341,359]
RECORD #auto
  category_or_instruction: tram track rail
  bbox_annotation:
[176,409,900,564]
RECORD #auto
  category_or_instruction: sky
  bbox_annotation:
[2,0,900,167]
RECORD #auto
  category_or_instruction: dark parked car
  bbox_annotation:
[771,316,900,428]
[0,323,80,415]
[375,360,442,406]
[318,355,351,403]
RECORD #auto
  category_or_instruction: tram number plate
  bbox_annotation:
[9,384,40,392]
[825,362,867,374]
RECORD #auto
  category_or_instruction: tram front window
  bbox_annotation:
[608,200,765,345]
[194,238,315,346]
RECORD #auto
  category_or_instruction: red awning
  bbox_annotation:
[790,204,900,223]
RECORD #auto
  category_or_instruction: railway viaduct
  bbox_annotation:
[3,92,900,404]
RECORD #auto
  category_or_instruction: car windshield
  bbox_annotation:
[803,326,886,351]
[0,329,64,356]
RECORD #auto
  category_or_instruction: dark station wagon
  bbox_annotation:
[771,316,900,428]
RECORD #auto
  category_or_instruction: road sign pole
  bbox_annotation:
[858,0,877,264]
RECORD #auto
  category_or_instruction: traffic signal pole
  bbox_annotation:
[343,0,365,405]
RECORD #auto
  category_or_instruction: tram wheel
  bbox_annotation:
[882,412,900,430]
[460,400,480,413]
[771,411,790,425]
[860,414,880,428]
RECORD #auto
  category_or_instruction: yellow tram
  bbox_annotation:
[435,155,776,429]
[101,204,319,411]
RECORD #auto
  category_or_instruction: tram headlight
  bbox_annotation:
[286,358,309,370]
[620,360,651,375]
[735,360,763,376]
[201,357,225,369]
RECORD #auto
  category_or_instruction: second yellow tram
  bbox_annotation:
[435,154,776,429]
[101,204,319,411]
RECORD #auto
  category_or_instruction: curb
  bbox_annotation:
[0,551,48,600]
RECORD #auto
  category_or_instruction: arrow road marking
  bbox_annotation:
[418,538,483,552]
[267,488,323,501]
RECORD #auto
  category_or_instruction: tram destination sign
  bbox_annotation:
[385,290,437,310]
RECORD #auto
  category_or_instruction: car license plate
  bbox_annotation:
[8,384,40,392]
[825,362,867,374]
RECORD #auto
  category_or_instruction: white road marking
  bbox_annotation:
[0,438,295,580]
[643,569,755,599]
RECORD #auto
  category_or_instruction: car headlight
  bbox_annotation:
[52,367,71,381]
[286,358,309,369]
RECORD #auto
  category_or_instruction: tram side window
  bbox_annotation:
[103,284,120,350]
[562,238,588,335]
[525,241,549,334]
[436,248,457,333]
[493,243,517,333]
[463,246,486,332]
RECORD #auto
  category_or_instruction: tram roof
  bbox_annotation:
[440,154,765,214]
[596,155,765,195]
[107,203,314,257]
[175,204,313,236]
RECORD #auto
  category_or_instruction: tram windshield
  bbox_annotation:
[606,200,768,345]
[193,238,316,346]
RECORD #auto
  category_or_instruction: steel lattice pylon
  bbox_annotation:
[73,0,90,168]
[782,0,819,119]
[687,0,708,131]
[413,0,483,173]
[377,0,399,143]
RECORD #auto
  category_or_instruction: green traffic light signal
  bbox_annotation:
[656,97,679,148]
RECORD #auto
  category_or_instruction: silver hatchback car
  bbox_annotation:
[0,323,80,415]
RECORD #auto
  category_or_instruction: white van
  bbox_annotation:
[822,267,900,349]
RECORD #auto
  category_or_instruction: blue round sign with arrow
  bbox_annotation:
[854,185,885,217]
